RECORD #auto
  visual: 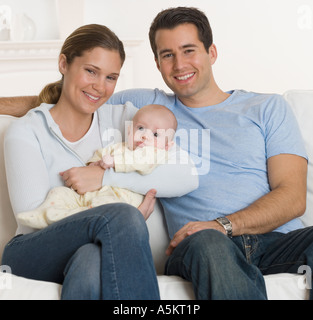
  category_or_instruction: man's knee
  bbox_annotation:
[180,229,233,263]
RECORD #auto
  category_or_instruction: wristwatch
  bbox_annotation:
[215,217,233,238]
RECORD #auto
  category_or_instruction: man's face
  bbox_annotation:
[155,23,217,107]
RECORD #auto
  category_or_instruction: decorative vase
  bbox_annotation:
[0,5,12,41]
[10,13,36,41]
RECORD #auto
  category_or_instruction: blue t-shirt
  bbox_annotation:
[109,89,307,238]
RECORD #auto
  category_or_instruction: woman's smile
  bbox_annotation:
[82,91,101,103]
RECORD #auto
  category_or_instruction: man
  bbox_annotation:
[1,7,312,299]
[108,7,313,300]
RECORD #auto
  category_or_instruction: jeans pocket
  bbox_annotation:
[242,235,259,263]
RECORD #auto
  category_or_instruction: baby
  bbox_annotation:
[17,104,178,229]
[89,103,177,173]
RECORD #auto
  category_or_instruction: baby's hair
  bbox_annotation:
[135,104,177,132]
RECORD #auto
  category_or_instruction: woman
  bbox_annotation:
[2,24,197,299]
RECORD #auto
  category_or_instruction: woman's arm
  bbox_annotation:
[60,145,198,197]
[102,145,199,197]
[4,123,51,214]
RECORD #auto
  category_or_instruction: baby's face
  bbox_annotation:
[127,114,175,150]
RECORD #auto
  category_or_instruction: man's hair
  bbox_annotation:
[149,7,213,59]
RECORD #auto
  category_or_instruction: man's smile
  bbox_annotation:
[174,72,195,82]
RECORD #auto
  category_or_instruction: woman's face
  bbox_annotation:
[59,47,122,115]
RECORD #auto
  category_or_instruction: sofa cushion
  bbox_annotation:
[0,271,61,300]
[1,271,307,300]
[283,90,313,227]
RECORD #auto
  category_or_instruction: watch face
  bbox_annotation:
[219,217,229,224]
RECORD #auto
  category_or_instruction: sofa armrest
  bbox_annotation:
[0,115,17,261]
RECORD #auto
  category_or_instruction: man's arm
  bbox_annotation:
[166,154,307,255]
[230,154,307,235]
[0,96,38,116]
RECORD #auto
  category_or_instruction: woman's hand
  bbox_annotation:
[138,189,157,220]
[60,166,105,195]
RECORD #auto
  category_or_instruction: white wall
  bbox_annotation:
[1,0,313,94]
[84,0,313,94]
[0,0,59,39]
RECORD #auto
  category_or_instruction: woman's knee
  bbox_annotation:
[115,204,149,241]
[92,203,149,242]
[75,203,145,229]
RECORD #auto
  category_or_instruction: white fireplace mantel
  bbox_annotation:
[0,39,143,96]
[0,40,62,75]
[0,40,62,61]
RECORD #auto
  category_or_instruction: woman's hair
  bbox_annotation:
[37,24,125,105]
[149,7,213,60]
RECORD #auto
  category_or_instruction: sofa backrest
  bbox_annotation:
[283,90,313,227]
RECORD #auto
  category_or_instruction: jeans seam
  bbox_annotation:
[242,235,259,264]
[99,215,120,300]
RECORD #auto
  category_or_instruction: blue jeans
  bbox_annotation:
[1,203,160,300]
[165,227,313,299]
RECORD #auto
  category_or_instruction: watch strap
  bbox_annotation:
[215,217,233,238]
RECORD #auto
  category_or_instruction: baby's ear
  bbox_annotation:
[165,140,174,151]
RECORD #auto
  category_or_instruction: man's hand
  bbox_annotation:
[60,166,105,195]
[0,96,38,116]
[138,189,157,220]
[166,220,226,256]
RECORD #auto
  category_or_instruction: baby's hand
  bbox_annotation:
[99,154,115,170]
[88,160,101,167]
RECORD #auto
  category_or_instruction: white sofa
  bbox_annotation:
[1,90,313,300]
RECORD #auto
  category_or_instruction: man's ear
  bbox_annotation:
[59,54,68,75]
[155,57,161,71]
[208,44,218,66]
